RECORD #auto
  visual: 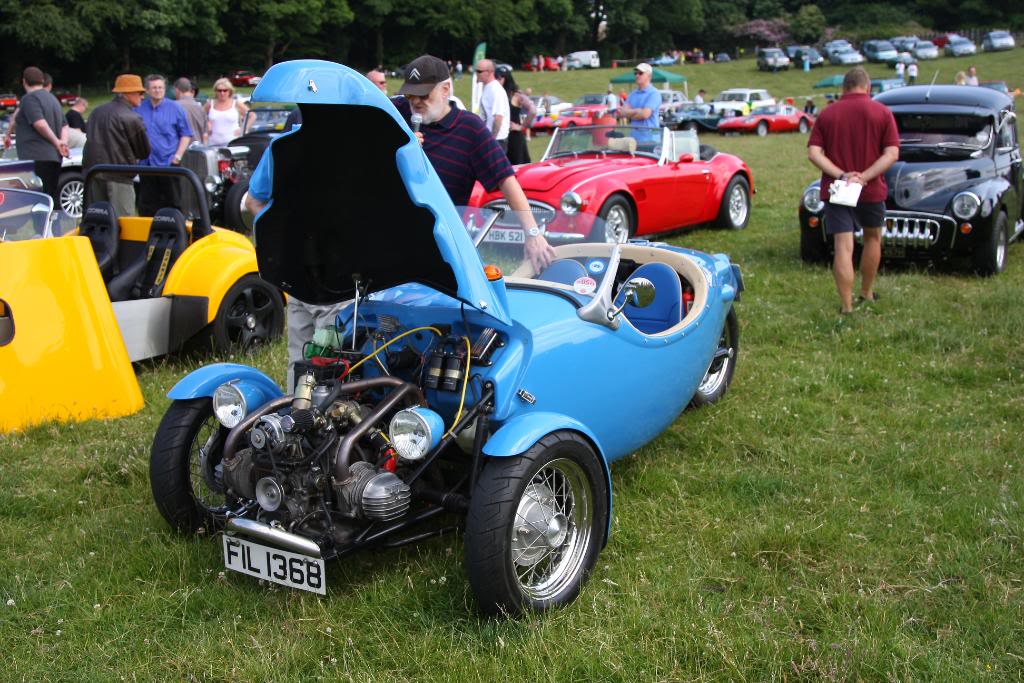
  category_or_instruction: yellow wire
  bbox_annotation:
[445,337,472,438]
[345,326,444,376]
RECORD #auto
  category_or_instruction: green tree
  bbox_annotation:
[237,0,353,69]
[789,3,826,43]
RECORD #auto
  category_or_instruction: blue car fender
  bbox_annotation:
[483,411,614,545]
[167,363,284,407]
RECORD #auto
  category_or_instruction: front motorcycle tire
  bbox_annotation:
[464,431,609,616]
[150,398,234,534]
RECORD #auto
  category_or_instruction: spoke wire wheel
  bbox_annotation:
[188,413,230,515]
[510,458,593,601]
[690,308,739,408]
[728,182,748,227]
[603,204,631,243]
[756,121,768,137]
[799,118,809,134]
[60,178,84,217]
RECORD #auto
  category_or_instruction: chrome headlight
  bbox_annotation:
[389,407,444,462]
[802,186,825,213]
[561,191,584,215]
[213,382,247,428]
[952,192,980,220]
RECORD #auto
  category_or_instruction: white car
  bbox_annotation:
[829,48,866,65]
[982,30,1015,51]
[566,50,600,69]
[710,88,775,117]
[913,41,939,59]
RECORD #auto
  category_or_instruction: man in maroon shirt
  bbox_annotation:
[808,67,900,314]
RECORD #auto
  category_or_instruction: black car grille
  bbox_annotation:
[181,150,210,182]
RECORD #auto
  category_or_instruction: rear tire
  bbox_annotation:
[973,212,1008,276]
[189,273,285,354]
[716,175,750,230]
[150,398,233,533]
[690,307,738,408]
[798,118,810,134]
[223,178,250,234]
[756,121,769,137]
[464,431,608,616]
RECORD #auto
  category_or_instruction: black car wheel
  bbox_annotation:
[800,225,831,263]
[690,307,739,408]
[974,211,1009,276]
[57,170,84,218]
[593,195,635,243]
[756,121,769,137]
[464,431,608,616]
[212,274,284,351]
[683,121,698,132]
[223,177,250,234]
[150,398,233,533]
[716,175,750,230]
[798,118,810,134]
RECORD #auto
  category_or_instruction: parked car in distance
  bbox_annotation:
[0,93,18,110]
[870,78,906,95]
[663,103,723,132]
[757,48,791,71]
[786,45,824,67]
[717,103,813,136]
[863,40,899,63]
[945,35,977,56]
[710,88,775,117]
[566,50,600,69]
[0,158,42,191]
[472,125,754,241]
[822,39,853,61]
[890,36,920,52]
[799,85,1022,275]
[912,40,940,59]
[657,89,689,125]
[714,52,732,63]
[54,90,79,106]
[829,47,866,65]
[648,53,679,66]
[227,70,262,87]
[982,30,1015,51]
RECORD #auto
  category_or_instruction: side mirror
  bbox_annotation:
[608,276,656,321]
[677,153,694,163]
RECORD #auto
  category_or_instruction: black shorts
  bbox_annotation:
[824,201,885,235]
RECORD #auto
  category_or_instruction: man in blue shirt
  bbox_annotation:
[134,74,192,215]
[619,63,661,130]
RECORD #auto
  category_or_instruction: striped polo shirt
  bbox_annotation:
[393,97,513,205]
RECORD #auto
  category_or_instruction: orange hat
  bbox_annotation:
[112,74,145,94]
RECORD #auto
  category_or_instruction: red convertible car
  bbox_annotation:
[227,70,262,87]
[522,56,561,72]
[0,93,18,110]
[470,125,753,242]
[716,104,814,136]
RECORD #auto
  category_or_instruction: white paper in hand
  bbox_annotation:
[828,179,862,207]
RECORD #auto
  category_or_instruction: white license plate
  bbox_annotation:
[222,535,326,594]
[484,228,525,244]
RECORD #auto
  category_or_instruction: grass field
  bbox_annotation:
[3,51,1024,681]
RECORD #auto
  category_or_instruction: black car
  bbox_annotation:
[799,86,1022,275]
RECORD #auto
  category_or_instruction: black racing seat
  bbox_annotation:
[107,207,189,302]
[78,201,120,282]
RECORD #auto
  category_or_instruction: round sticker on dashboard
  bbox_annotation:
[587,259,605,274]
[573,276,597,295]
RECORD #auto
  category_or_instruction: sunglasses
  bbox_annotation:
[215,88,230,92]
[475,68,491,73]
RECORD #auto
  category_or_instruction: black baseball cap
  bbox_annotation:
[399,55,450,96]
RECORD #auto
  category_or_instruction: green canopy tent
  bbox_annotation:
[611,67,688,97]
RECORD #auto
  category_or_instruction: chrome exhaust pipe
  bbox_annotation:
[225,518,322,558]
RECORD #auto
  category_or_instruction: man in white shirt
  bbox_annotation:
[694,89,706,104]
[475,59,510,151]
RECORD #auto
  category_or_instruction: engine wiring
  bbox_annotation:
[345,326,444,376]
[445,336,472,438]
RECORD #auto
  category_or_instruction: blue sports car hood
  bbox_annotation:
[249,59,509,324]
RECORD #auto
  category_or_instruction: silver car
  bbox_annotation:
[913,41,939,60]
[829,48,866,65]
[945,36,977,56]
[982,31,1015,51]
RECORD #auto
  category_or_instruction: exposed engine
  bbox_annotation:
[213,320,499,554]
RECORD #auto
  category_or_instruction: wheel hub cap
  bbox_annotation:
[245,314,257,330]
[513,482,561,566]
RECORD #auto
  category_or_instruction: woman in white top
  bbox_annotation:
[205,78,250,145]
